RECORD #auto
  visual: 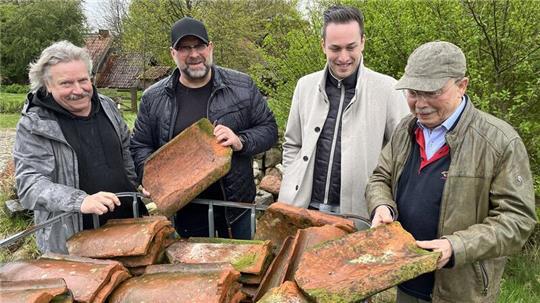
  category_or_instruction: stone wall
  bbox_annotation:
[253,145,282,208]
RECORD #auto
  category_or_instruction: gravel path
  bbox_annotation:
[0,128,16,173]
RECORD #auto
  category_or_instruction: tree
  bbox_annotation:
[0,0,86,84]
[252,0,539,192]
[122,0,302,73]
[95,0,130,42]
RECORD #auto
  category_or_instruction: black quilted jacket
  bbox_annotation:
[130,66,278,204]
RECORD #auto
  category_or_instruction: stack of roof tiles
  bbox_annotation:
[0,278,72,303]
[166,237,272,301]
[66,216,174,274]
[0,253,130,303]
[109,263,245,303]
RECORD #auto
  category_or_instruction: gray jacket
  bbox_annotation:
[13,93,136,253]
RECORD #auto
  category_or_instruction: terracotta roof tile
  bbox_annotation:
[142,118,232,217]
[109,263,243,303]
[295,222,440,302]
[0,253,130,303]
[67,216,172,258]
[254,202,356,253]
[166,237,272,275]
[0,278,71,303]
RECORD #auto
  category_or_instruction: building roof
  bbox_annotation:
[96,53,144,89]
[84,30,113,74]
[138,66,172,80]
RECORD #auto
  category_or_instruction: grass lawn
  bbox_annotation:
[0,113,20,128]
[0,90,139,129]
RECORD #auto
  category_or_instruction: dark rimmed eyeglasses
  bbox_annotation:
[175,43,208,55]
[405,79,463,100]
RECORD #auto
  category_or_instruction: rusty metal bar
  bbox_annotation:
[1,193,268,247]
[0,212,73,248]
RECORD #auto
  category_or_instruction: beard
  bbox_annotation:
[175,55,213,80]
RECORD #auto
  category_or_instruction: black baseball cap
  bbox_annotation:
[171,17,209,49]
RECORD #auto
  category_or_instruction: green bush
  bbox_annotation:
[0,92,25,114]
[0,84,29,94]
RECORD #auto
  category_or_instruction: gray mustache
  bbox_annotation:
[66,92,91,100]
[416,109,436,115]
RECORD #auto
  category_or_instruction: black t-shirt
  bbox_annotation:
[173,79,213,135]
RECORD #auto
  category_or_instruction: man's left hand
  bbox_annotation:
[416,238,453,269]
[214,124,243,151]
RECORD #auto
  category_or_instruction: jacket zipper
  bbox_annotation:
[322,80,345,205]
[479,261,489,295]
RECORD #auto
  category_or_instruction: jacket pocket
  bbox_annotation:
[473,261,489,296]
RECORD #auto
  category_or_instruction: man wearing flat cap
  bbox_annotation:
[130,17,278,239]
[366,41,536,302]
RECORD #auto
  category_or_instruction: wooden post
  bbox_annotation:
[130,87,138,113]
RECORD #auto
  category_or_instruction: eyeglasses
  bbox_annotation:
[405,88,446,100]
[406,79,462,100]
[175,43,208,55]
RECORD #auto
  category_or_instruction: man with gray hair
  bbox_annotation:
[366,41,536,302]
[13,40,147,253]
[279,5,408,218]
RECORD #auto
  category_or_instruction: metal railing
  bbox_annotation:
[1,193,371,248]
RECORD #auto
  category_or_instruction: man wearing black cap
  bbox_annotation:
[366,41,536,302]
[130,17,278,239]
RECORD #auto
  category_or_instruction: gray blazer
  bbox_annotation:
[13,93,136,253]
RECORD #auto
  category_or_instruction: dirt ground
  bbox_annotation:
[0,128,16,174]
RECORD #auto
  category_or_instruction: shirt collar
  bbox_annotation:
[417,95,467,131]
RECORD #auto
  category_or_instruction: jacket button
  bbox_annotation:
[314,127,320,132]
[303,156,308,161]
[295,185,299,190]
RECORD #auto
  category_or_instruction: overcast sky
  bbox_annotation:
[83,0,312,32]
[83,0,116,31]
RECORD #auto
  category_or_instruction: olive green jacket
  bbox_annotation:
[366,99,537,302]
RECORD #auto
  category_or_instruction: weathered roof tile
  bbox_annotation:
[67,216,171,258]
[0,253,130,303]
[0,278,71,303]
[143,118,232,216]
[255,202,355,252]
[295,222,440,302]
[109,263,242,303]
[166,237,271,275]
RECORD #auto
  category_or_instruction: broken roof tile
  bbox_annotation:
[285,225,348,282]
[295,222,440,302]
[166,237,271,275]
[0,253,130,303]
[257,281,310,303]
[142,118,232,217]
[253,236,295,302]
[66,216,171,258]
[255,202,355,252]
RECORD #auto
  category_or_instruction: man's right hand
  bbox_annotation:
[371,205,394,228]
[80,191,120,215]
